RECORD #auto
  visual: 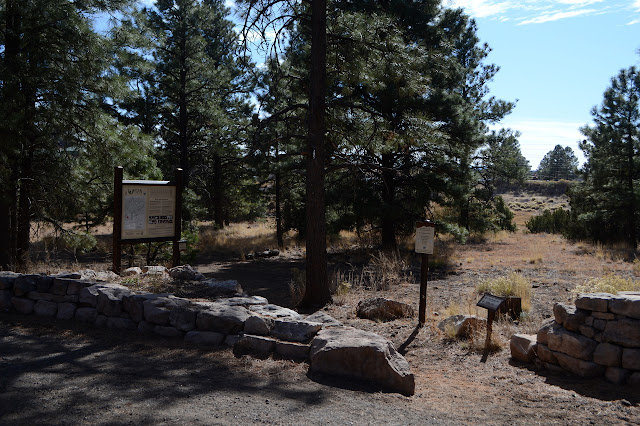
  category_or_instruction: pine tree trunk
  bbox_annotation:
[626,128,637,253]
[213,153,224,229]
[381,153,397,250]
[2,0,21,269]
[16,151,33,270]
[0,197,11,270]
[275,170,284,249]
[301,0,330,308]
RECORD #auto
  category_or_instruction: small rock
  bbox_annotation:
[510,334,537,363]
[203,279,244,297]
[122,267,142,277]
[169,264,205,281]
[141,265,168,276]
[438,315,486,339]
[356,297,414,322]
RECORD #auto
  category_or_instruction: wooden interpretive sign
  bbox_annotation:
[121,182,176,241]
[113,167,183,274]
[415,221,435,255]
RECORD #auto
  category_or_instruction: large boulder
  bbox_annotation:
[309,327,415,396]
[13,275,40,297]
[356,297,414,322]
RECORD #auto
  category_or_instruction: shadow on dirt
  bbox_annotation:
[509,360,639,405]
[0,314,327,425]
[197,258,306,308]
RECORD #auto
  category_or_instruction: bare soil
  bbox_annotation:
[2,196,640,424]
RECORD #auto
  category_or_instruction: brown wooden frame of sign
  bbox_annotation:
[112,166,183,274]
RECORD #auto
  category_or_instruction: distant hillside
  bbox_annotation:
[497,180,574,197]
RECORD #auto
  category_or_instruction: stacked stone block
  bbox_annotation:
[511,292,640,385]
[0,271,415,395]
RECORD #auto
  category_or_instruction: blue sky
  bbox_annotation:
[447,0,640,168]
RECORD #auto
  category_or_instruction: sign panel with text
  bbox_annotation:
[121,182,176,241]
[415,221,435,255]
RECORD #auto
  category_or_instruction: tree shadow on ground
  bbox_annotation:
[509,359,640,405]
[196,257,306,308]
[0,314,328,425]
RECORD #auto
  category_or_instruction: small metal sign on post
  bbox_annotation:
[476,293,506,349]
[416,220,435,325]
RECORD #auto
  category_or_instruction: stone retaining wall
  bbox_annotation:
[0,271,415,396]
[510,292,640,386]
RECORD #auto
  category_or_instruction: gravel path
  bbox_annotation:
[0,317,451,426]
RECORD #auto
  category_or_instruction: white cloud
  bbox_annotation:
[450,0,633,25]
[518,8,598,24]
[446,0,513,18]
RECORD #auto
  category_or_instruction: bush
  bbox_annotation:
[573,273,640,295]
[476,272,531,312]
[526,208,572,235]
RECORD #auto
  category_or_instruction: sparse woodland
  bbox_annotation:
[1,1,639,307]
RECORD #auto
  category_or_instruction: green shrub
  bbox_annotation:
[526,208,572,235]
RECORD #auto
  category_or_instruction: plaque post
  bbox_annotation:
[112,166,123,274]
[415,221,435,326]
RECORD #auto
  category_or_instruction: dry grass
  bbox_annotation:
[573,273,640,296]
[476,273,532,312]
[198,220,299,258]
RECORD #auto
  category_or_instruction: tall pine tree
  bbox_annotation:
[572,66,640,251]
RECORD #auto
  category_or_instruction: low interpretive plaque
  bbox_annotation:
[476,293,506,312]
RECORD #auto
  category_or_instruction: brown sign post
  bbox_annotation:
[112,167,183,274]
[477,293,506,349]
[416,220,435,325]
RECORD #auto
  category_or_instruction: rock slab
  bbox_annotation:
[309,327,415,396]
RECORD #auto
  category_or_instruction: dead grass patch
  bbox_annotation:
[573,273,640,296]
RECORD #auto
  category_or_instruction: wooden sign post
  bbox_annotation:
[476,293,506,349]
[112,167,183,274]
[416,220,435,325]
